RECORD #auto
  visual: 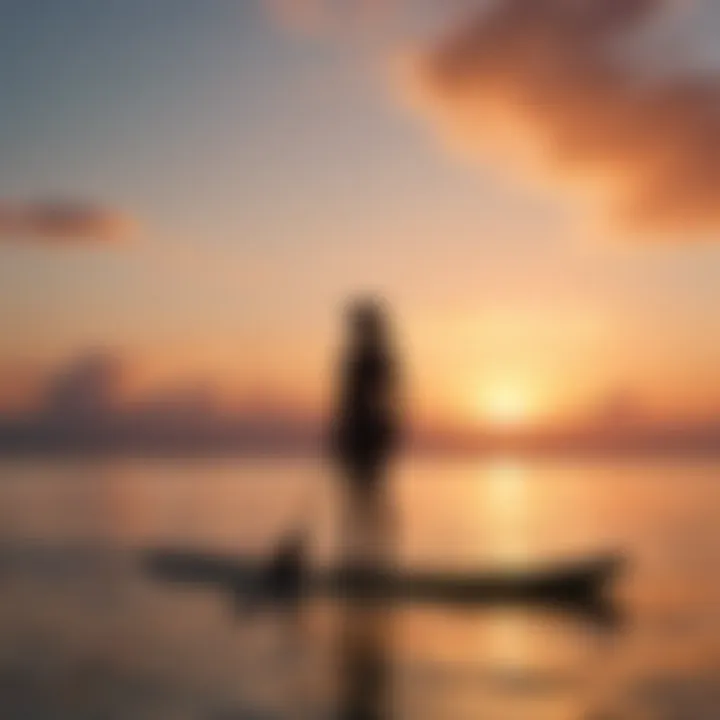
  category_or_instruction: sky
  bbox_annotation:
[1,0,720,434]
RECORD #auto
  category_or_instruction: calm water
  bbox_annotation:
[0,457,717,719]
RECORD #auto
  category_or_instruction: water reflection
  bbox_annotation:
[0,457,717,719]
[336,600,392,720]
[481,458,530,564]
[395,606,620,719]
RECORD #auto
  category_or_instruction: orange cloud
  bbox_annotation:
[402,0,720,236]
[0,200,137,244]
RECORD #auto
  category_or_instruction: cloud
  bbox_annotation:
[401,0,720,236]
[0,200,137,244]
[43,351,125,421]
[0,351,321,453]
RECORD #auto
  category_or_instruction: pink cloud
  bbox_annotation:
[0,200,137,244]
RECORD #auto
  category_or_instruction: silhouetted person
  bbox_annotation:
[332,298,400,570]
[260,529,306,606]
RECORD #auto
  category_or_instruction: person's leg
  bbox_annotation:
[367,475,396,572]
[341,463,395,571]
[341,465,379,570]
[341,468,365,569]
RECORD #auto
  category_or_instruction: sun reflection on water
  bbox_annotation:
[480,457,530,565]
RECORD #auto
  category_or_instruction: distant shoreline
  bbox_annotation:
[0,444,719,462]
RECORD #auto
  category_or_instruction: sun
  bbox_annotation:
[481,385,533,428]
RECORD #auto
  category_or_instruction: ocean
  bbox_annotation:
[0,456,717,719]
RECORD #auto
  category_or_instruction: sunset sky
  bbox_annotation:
[1,0,720,433]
